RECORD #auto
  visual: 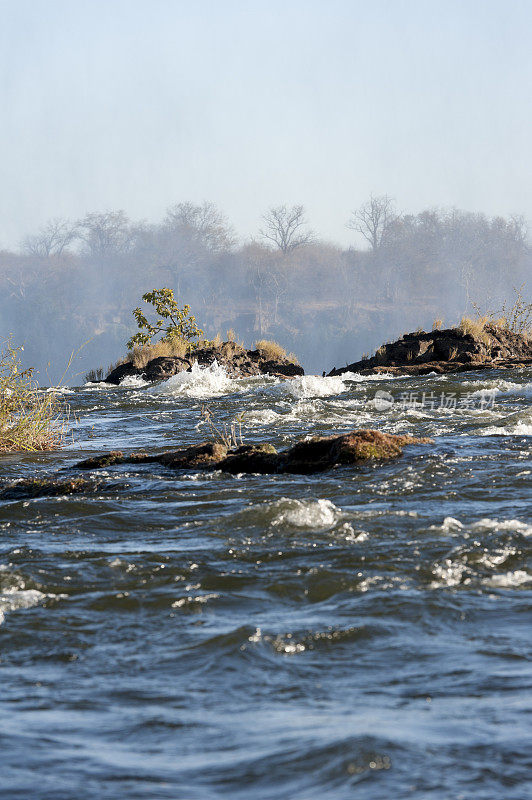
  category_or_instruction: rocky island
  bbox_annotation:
[328,322,532,377]
[104,339,304,384]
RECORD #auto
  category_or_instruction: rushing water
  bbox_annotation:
[1,364,531,799]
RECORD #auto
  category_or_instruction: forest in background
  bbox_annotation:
[0,197,530,383]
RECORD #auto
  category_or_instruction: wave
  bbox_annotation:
[237,497,344,530]
[0,588,47,625]
[464,379,532,398]
[277,371,409,400]
[147,361,240,399]
[118,375,150,388]
[430,516,532,537]
[428,515,532,589]
[483,570,532,588]
[277,374,351,399]
[480,410,532,436]
[0,567,67,625]
[45,385,74,395]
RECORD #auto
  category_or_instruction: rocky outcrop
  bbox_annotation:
[104,341,304,384]
[328,324,532,377]
[75,429,432,475]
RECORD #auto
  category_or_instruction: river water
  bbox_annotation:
[1,364,531,799]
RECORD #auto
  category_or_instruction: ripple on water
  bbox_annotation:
[0,565,66,625]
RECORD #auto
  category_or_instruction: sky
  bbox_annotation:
[1,0,531,248]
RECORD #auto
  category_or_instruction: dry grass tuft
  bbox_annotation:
[448,346,458,360]
[458,316,492,346]
[200,405,244,449]
[0,339,67,452]
[490,317,508,331]
[85,366,105,383]
[130,338,190,368]
[86,357,127,383]
[432,319,443,331]
[254,339,292,362]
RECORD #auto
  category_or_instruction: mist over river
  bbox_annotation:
[1,364,531,799]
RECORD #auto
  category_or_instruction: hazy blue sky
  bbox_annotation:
[1,0,530,247]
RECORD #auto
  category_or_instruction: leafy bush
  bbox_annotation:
[0,340,65,451]
[127,288,204,351]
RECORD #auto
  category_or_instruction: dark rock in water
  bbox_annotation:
[158,442,228,469]
[259,360,303,377]
[143,356,192,382]
[76,451,126,469]
[328,324,532,377]
[73,429,432,475]
[105,362,142,385]
[0,477,98,499]
[218,443,279,474]
[103,341,304,384]
[279,429,430,474]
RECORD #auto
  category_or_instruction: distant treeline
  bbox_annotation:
[0,197,529,382]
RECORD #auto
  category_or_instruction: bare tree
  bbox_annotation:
[21,218,78,257]
[347,195,396,252]
[77,210,131,257]
[164,201,235,253]
[259,205,314,254]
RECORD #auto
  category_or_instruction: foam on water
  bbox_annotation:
[480,411,532,436]
[462,378,525,393]
[269,498,342,529]
[147,361,240,398]
[118,374,150,388]
[483,570,532,588]
[0,567,67,625]
[0,588,47,625]
[431,516,532,537]
[278,374,351,399]
[237,497,344,530]
[45,386,74,395]
[470,518,532,536]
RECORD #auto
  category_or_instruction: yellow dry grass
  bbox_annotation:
[458,316,492,346]
[130,338,190,368]
[0,339,66,452]
[254,339,294,362]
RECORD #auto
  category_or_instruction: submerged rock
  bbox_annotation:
[218,443,280,474]
[0,476,99,499]
[279,430,427,473]
[75,451,126,469]
[104,341,304,384]
[73,429,432,475]
[328,324,532,377]
[158,442,228,469]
